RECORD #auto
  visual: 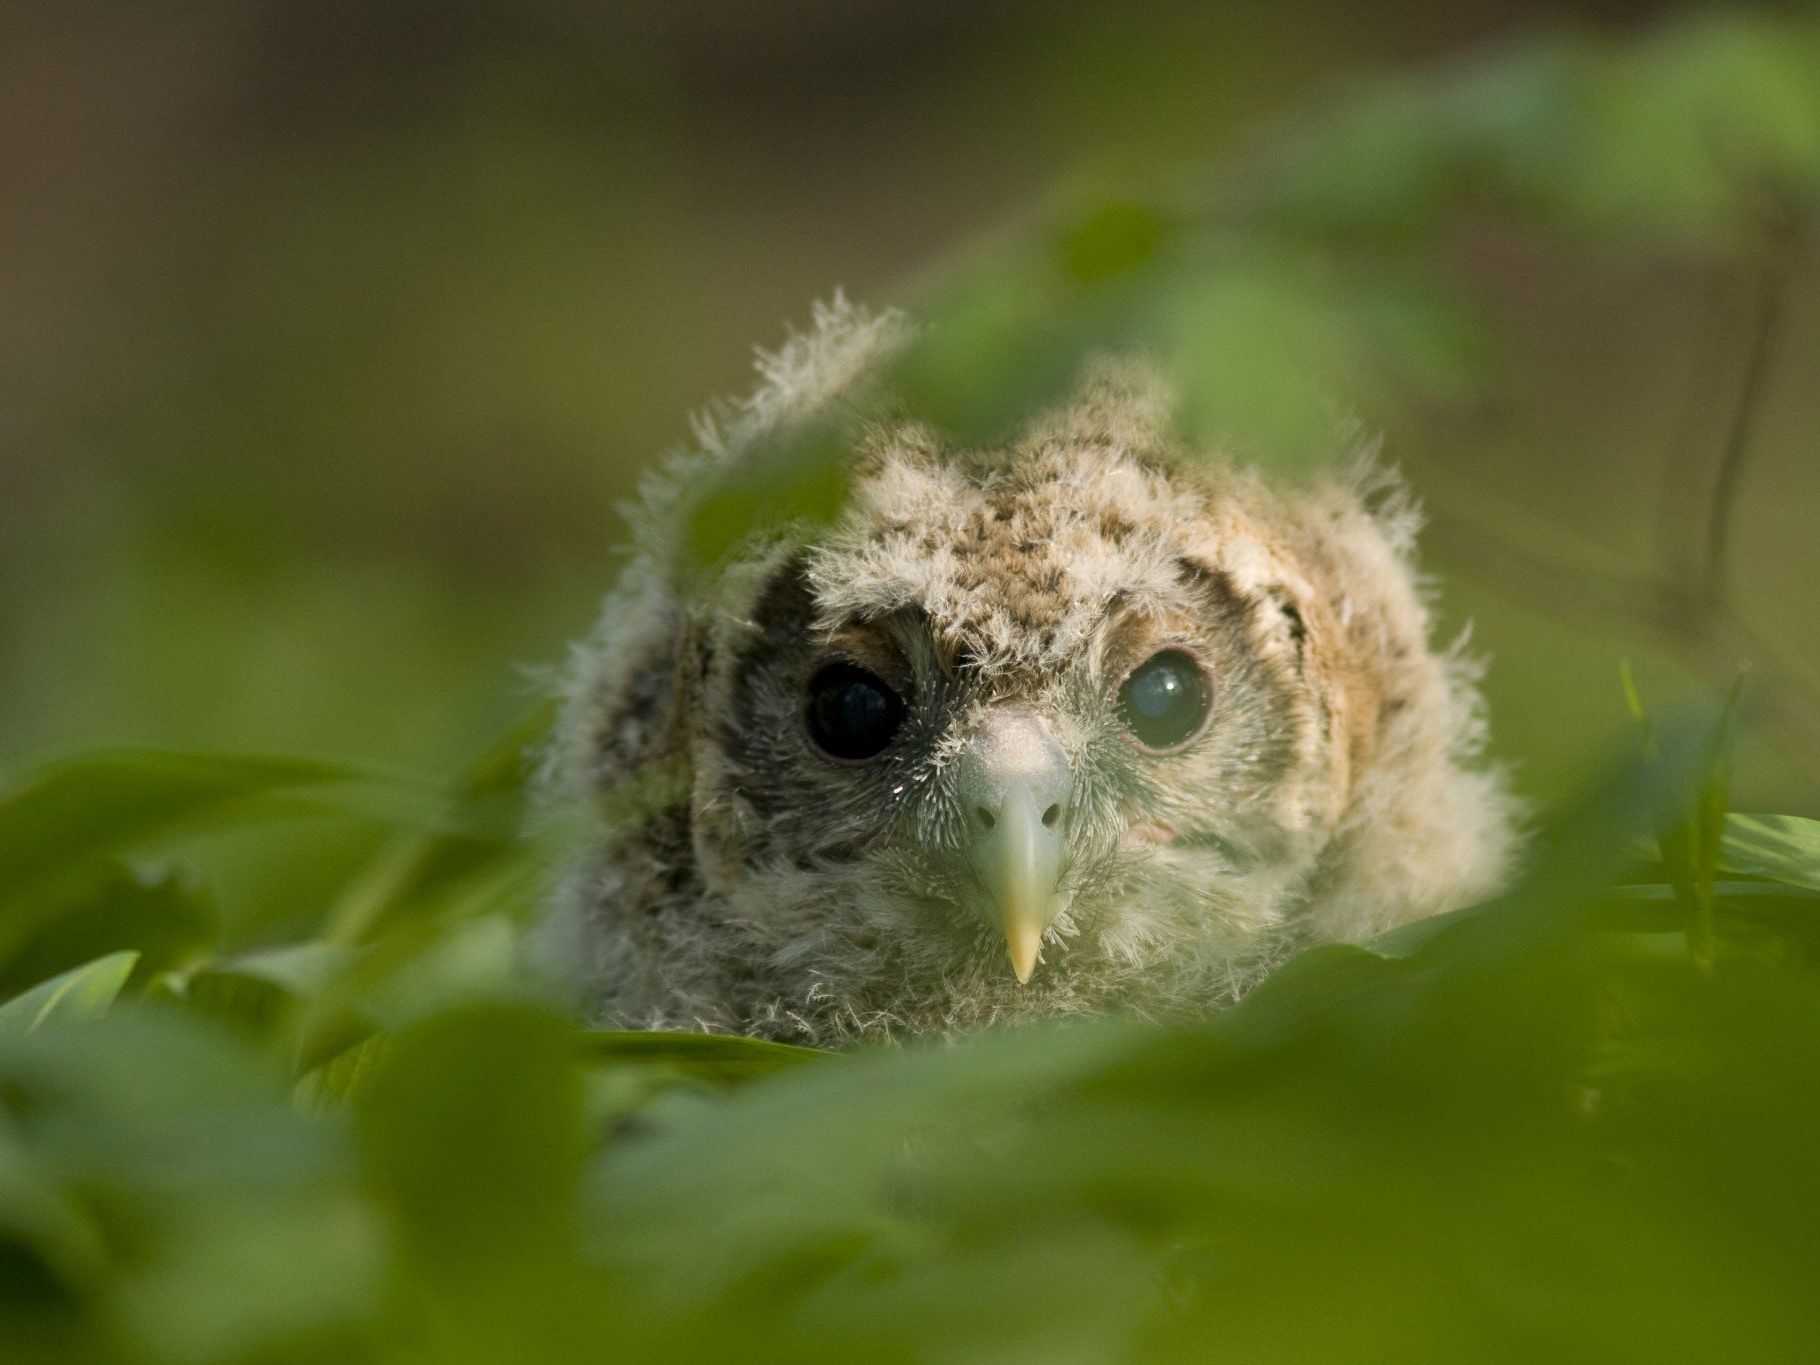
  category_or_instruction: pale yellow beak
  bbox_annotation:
[956,711,1072,984]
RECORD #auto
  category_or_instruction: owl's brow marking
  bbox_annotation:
[721,558,815,757]
[1173,558,1244,613]
[747,552,816,644]
[1278,600,1307,643]
[1175,560,1308,672]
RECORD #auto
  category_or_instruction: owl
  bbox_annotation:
[538,298,1518,1046]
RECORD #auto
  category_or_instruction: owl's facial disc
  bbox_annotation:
[711,452,1325,998]
[952,710,1073,984]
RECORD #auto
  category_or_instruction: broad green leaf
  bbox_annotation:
[0,749,497,923]
[302,1030,827,1114]
[0,861,217,998]
[110,1192,380,1365]
[323,705,551,947]
[1259,78,1457,238]
[1163,251,1358,469]
[340,914,534,1033]
[0,1117,108,1303]
[294,1035,391,1109]
[683,421,854,570]
[0,952,139,1035]
[176,942,364,1053]
[1058,200,1174,285]
[356,1004,585,1266]
[0,1009,377,1361]
[887,250,1146,446]
[1565,14,1820,237]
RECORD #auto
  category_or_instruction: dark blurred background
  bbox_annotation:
[3,0,1816,817]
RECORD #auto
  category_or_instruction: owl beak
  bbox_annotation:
[956,712,1072,985]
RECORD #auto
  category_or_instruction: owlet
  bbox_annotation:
[539,298,1518,1046]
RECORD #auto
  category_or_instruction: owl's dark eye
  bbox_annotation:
[1118,649,1214,753]
[805,663,906,762]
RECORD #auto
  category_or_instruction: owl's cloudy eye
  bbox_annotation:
[805,663,906,762]
[1118,649,1213,753]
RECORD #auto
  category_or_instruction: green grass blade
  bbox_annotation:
[1722,814,1820,891]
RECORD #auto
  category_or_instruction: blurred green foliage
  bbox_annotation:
[5,1,1820,821]
[4,6,1820,1362]
[3,705,1820,1361]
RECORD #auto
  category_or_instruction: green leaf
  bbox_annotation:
[0,861,217,999]
[322,705,552,947]
[887,253,1144,446]
[0,1008,379,1361]
[0,951,139,1035]
[339,914,533,1033]
[0,750,494,922]
[683,421,854,570]
[294,1035,391,1110]
[1607,882,1820,956]
[1625,674,1743,968]
[356,1004,585,1265]
[177,942,362,1041]
[1565,14,1820,237]
[1721,814,1820,893]
[1058,200,1173,285]
[1163,251,1358,469]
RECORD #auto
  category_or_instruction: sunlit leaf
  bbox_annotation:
[1722,814,1820,892]
[0,952,139,1035]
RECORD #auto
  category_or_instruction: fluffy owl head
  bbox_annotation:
[540,298,1517,1045]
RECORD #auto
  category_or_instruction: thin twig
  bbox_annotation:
[1424,509,1820,785]
[1657,265,1736,593]
[1699,207,1798,608]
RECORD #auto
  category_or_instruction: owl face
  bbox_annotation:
[552,310,1513,1042]
[684,439,1342,1010]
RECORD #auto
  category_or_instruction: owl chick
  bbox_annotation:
[539,298,1517,1046]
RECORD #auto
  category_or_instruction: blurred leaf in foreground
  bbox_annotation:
[0,952,138,1036]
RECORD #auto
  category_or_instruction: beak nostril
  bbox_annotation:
[974,805,997,832]
[1041,803,1062,829]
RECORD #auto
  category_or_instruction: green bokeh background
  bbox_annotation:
[3,1,1816,944]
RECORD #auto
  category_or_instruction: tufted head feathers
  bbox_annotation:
[540,298,1518,1046]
